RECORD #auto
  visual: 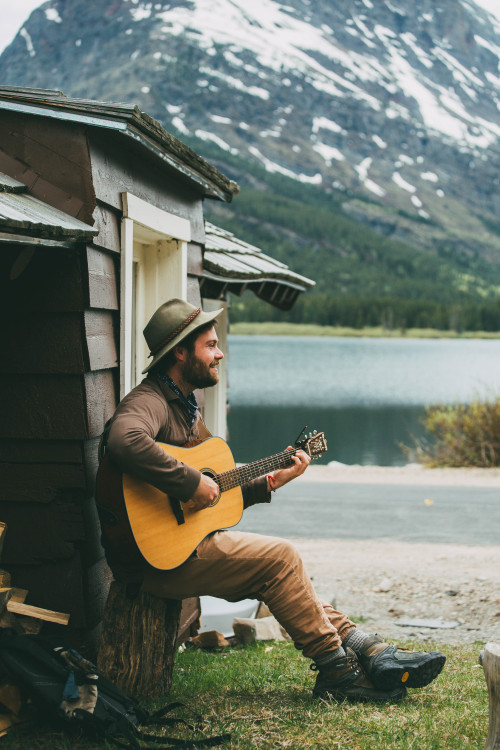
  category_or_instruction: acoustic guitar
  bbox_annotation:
[97,430,327,571]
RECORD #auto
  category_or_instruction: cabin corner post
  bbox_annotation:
[480,642,500,750]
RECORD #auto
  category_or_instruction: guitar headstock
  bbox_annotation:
[296,430,328,460]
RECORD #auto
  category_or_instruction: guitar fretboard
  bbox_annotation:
[215,449,297,492]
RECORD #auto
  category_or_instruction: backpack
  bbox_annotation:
[0,630,230,749]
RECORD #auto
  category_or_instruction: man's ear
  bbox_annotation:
[173,344,187,363]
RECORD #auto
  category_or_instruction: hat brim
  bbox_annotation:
[142,307,224,373]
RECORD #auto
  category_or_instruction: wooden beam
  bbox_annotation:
[6,601,70,625]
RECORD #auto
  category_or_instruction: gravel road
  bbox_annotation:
[263,464,500,645]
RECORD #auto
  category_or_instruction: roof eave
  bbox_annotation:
[0,96,239,202]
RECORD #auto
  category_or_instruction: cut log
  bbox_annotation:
[233,615,288,644]
[0,589,13,616]
[9,589,28,604]
[480,642,500,750]
[0,572,11,588]
[6,602,70,625]
[0,683,22,716]
[190,630,230,649]
[97,581,181,698]
[0,682,32,737]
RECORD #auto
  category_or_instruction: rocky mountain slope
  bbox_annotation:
[1,0,500,318]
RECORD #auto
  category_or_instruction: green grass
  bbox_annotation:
[2,640,490,749]
[229,322,500,338]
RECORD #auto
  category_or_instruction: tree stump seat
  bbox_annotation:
[97,581,182,698]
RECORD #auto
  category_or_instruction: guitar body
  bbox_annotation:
[96,429,326,573]
[121,437,243,570]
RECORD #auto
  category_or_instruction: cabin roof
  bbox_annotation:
[0,86,239,202]
[0,171,97,242]
[201,222,315,310]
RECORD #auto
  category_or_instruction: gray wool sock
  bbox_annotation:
[314,646,347,667]
[342,629,371,653]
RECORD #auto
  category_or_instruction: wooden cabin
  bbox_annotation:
[0,86,314,648]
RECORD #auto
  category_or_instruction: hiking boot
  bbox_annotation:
[357,635,446,690]
[311,648,407,703]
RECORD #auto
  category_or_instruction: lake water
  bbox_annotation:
[226,335,500,466]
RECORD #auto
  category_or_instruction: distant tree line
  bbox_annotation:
[231,293,500,332]
[197,134,500,333]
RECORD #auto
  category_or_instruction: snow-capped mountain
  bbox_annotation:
[1,0,500,266]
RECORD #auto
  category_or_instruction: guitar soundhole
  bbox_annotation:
[201,469,221,507]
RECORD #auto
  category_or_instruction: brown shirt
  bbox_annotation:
[105,375,270,509]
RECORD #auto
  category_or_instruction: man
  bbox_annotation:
[99,298,445,703]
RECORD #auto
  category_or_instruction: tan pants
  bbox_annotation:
[141,530,355,659]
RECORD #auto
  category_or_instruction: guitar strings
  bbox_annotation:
[216,448,296,492]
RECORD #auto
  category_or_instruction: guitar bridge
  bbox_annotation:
[168,495,185,526]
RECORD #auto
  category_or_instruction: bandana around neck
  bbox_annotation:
[158,373,199,426]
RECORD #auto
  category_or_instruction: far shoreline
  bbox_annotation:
[229,321,500,339]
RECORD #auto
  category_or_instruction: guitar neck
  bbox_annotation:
[216,449,297,492]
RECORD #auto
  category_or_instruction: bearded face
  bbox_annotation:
[183,348,220,388]
[180,325,223,390]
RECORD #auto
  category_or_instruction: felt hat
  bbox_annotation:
[142,298,223,373]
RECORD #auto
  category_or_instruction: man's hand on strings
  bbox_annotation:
[269,447,311,491]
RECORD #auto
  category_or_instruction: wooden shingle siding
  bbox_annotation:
[84,371,117,438]
[92,202,121,253]
[0,439,83,464]
[0,312,85,374]
[84,310,118,371]
[0,372,115,440]
[0,463,86,503]
[187,276,203,307]
[0,375,87,439]
[9,557,87,629]
[89,136,206,243]
[1,500,85,564]
[187,242,203,277]
[85,246,119,310]
[1,243,85,312]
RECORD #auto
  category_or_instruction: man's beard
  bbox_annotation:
[183,350,219,389]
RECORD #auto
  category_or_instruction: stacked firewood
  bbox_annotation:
[0,522,70,737]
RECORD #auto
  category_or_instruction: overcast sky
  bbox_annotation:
[0,0,499,56]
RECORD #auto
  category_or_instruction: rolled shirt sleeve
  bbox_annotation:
[242,475,272,507]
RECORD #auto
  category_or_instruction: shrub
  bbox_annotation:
[416,396,500,467]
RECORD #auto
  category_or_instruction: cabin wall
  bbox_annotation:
[0,238,115,641]
[88,132,206,244]
[0,115,208,646]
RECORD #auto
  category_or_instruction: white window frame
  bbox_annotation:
[120,192,191,398]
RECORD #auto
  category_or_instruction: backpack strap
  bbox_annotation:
[133,730,231,748]
[137,702,230,749]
